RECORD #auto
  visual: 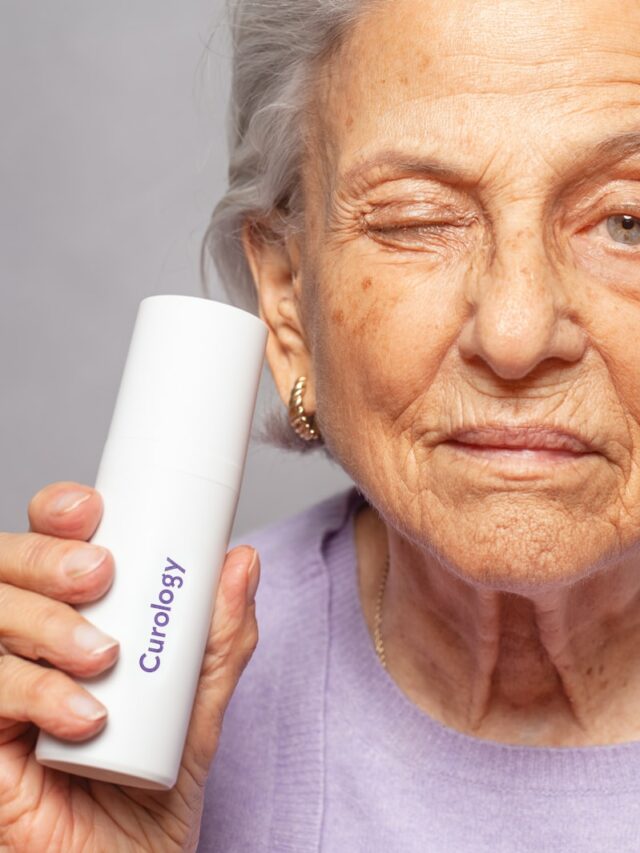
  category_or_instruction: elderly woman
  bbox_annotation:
[2,0,640,850]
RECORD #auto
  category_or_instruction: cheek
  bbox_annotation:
[579,283,640,435]
[315,266,461,424]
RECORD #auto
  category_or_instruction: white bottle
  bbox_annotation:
[35,294,268,790]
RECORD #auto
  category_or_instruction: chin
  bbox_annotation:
[394,494,624,595]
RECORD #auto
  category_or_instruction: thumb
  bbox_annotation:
[179,545,260,785]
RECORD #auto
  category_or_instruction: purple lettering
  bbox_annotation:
[139,555,187,673]
[139,653,160,673]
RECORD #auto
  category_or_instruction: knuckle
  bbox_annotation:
[238,621,259,661]
[18,533,52,580]
[0,583,10,611]
[0,533,25,585]
[27,666,66,706]
[247,618,259,647]
[37,599,66,634]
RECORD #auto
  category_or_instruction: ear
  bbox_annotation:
[241,216,317,413]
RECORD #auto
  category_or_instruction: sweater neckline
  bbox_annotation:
[322,484,640,793]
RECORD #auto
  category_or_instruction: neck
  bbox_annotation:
[355,501,640,747]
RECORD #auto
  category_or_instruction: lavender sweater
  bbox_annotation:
[197,485,640,852]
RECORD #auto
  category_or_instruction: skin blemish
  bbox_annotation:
[361,277,373,291]
[353,298,387,338]
[332,308,345,325]
[346,114,354,129]
[399,74,409,85]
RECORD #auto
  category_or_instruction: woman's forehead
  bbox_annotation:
[307,0,640,190]
[316,0,640,100]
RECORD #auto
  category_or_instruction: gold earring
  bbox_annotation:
[288,375,321,442]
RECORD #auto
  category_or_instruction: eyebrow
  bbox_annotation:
[338,130,640,192]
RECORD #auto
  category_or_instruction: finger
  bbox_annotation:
[208,546,260,672]
[180,546,260,782]
[0,653,109,743]
[0,583,119,678]
[0,530,114,603]
[27,481,103,541]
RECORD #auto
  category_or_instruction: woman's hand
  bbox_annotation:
[0,480,260,852]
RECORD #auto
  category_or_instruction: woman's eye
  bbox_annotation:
[367,222,454,241]
[376,225,432,238]
[605,214,640,246]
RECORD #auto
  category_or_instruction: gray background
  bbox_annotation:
[0,1,351,537]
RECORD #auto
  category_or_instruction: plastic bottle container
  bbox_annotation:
[35,294,268,789]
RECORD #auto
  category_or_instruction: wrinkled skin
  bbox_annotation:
[244,0,640,745]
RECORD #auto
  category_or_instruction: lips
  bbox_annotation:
[446,426,593,453]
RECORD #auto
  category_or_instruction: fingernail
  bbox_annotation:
[62,545,108,579]
[246,550,260,604]
[65,692,108,721]
[73,623,119,656]
[50,490,92,516]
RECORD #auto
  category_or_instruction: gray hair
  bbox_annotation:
[200,0,372,457]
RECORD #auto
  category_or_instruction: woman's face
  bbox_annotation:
[267,0,640,590]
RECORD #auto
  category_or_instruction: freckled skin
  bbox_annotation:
[243,0,640,746]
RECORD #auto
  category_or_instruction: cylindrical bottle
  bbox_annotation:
[35,294,268,790]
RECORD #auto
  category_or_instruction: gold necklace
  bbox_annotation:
[373,550,390,670]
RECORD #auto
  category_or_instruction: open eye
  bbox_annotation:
[605,214,640,246]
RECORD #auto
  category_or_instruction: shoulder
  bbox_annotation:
[224,484,358,662]
[228,484,358,589]
[197,485,358,850]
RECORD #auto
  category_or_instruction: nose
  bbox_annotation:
[457,229,587,381]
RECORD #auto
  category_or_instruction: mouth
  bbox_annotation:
[445,426,594,454]
[441,425,599,470]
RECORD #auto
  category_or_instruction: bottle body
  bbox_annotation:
[35,437,240,789]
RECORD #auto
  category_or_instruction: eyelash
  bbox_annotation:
[364,210,640,252]
[363,220,471,252]
[364,219,461,240]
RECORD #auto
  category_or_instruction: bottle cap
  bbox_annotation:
[103,294,268,492]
